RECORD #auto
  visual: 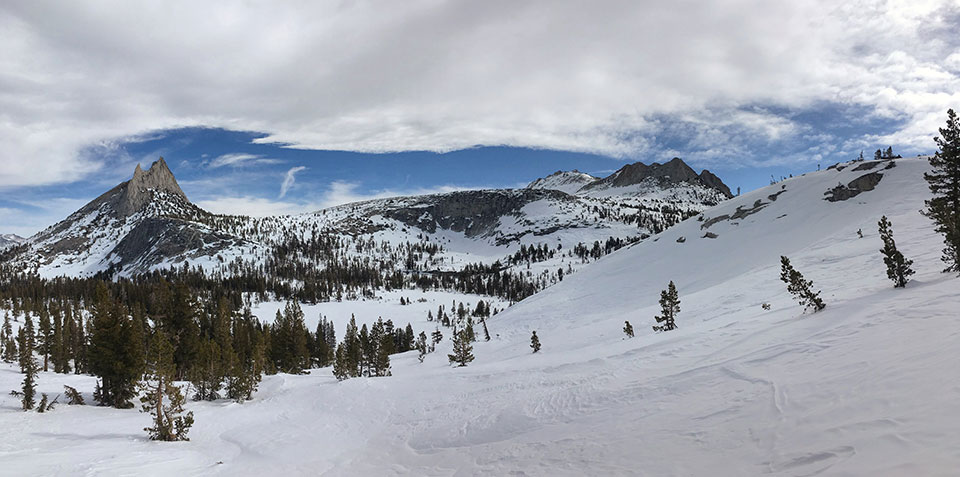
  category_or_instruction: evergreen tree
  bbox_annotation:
[878,216,915,288]
[416,331,428,363]
[38,307,51,372]
[52,307,69,374]
[88,284,144,408]
[448,329,474,367]
[652,281,680,332]
[1,312,16,363]
[141,331,194,441]
[530,330,541,353]
[481,316,491,342]
[779,256,826,312]
[20,314,38,411]
[371,320,392,377]
[430,327,443,352]
[271,302,310,374]
[623,320,634,338]
[923,109,960,274]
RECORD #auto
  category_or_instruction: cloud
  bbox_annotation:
[207,153,281,168]
[278,166,306,198]
[0,0,958,187]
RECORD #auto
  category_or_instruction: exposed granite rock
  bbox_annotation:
[824,172,883,202]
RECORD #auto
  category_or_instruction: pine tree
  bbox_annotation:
[20,314,38,411]
[448,329,474,367]
[878,216,915,288]
[530,331,541,353]
[481,316,491,342]
[652,281,680,332]
[779,256,826,312]
[1,312,16,363]
[88,284,144,408]
[923,109,960,274]
[38,307,51,372]
[623,320,634,338]
[416,331,428,363]
[141,331,194,441]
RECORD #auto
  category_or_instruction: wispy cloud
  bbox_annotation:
[207,153,281,168]
[279,166,307,198]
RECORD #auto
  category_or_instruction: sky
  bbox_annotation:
[1,0,959,237]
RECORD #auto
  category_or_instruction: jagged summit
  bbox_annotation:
[580,157,732,198]
[527,157,733,199]
[119,157,188,216]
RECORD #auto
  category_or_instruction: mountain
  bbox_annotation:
[0,233,25,249]
[4,156,732,283]
[526,170,598,194]
[526,157,733,201]
[16,158,246,277]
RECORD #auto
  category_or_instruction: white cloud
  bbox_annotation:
[278,166,306,198]
[0,0,958,187]
[207,153,281,168]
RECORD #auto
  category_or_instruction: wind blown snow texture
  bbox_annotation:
[1,157,958,475]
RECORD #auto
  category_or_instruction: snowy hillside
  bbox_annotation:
[526,170,598,194]
[0,234,25,249]
[2,156,957,475]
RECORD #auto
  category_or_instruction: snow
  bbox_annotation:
[2,157,959,475]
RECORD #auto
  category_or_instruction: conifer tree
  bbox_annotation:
[779,256,826,312]
[878,216,915,288]
[416,331,428,363]
[652,281,680,332]
[623,320,634,338]
[430,327,442,352]
[530,331,541,353]
[1,312,15,363]
[448,329,474,367]
[88,285,145,408]
[38,307,51,372]
[923,109,960,274]
[141,331,194,441]
[52,308,69,374]
[481,316,491,342]
[20,314,38,411]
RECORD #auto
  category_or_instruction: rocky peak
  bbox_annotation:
[581,157,732,198]
[117,157,188,217]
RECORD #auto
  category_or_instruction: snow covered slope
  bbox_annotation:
[0,233,25,249]
[2,156,956,475]
[526,170,598,194]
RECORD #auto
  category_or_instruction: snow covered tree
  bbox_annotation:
[530,331,541,353]
[141,331,194,441]
[20,314,37,411]
[878,216,914,288]
[652,281,680,332]
[779,256,826,312]
[623,320,634,338]
[923,109,960,274]
[448,329,474,367]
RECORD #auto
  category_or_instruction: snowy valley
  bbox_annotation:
[1,154,958,475]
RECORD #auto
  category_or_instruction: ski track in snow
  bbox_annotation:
[2,158,960,475]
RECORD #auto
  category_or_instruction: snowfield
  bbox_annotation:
[2,157,959,476]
